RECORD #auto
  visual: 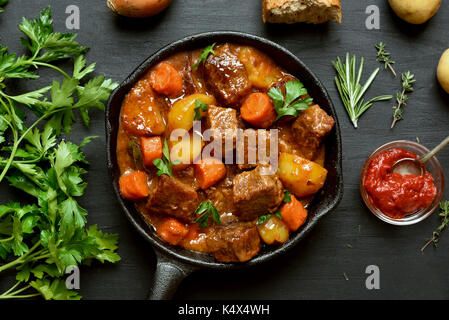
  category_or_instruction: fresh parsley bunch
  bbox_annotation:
[0,7,120,300]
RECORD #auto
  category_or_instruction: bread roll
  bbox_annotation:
[262,0,342,24]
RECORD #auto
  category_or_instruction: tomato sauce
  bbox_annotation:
[364,148,437,219]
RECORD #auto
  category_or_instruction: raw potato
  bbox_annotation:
[107,0,172,18]
[437,49,449,94]
[278,153,328,198]
[257,216,289,245]
[388,0,441,24]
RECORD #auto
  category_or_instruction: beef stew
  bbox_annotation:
[116,43,335,263]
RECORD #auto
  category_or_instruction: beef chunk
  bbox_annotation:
[206,223,261,262]
[204,44,252,106]
[233,166,284,221]
[236,129,274,170]
[148,175,199,223]
[292,104,335,160]
[206,105,239,156]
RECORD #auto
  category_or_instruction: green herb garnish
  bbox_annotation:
[194,201,221,229]
[268,81,312,121]
[194,99,208,121]
[192,43,216,70]
[333,53,393,128]
[375,42,396,77]
[422,201,449,252]
[0,7,120,300]
[283,190,292,203]
[0,0,7,13]
[0,138,120,300]
[391,71,415,129]
[257,214,272,226]
[257,192,290,225]
[153,139,180,178]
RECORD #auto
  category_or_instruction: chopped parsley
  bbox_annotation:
[192,43,216,70]
[194,201,221,229]
[268,80,313,121]
[193,99,209,121]
[153,138,180,178]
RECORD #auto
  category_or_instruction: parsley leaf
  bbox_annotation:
[283,190,292,203]
[268,80,313,120]
[153,138,180,177]
[257,214,272,226]
[19,6,87,63]
[30,279,82,300]
[194,201,221,229]
[274,210,282,219]
[192,43,216,70]
[0,0,7,13]
[194,99,208,121]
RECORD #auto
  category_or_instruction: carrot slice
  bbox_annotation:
[157,218,189,245]
[195,158,227,190]
[119,171,149,200]
[140,136,163,167]
[280,194,308,232]
[184,223,202,243]
[150,62,183,96]
[240,92,277,128]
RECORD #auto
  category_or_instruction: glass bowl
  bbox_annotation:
[360,140,445,226]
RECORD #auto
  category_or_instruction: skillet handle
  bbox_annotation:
[148,250,197,300]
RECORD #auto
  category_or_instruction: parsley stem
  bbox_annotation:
[0,293,41,299]
[33,61,70,78]
[0,240,41,273]
[0,284,39,299]
[0,281,22,296]
[0,117,18,184]
[0,284,31,297]
[0,236,14,242]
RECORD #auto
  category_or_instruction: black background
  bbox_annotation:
[0,0,448,300]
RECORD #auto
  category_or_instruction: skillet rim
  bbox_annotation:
[105,31,344,270]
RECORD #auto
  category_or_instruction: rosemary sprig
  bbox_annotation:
[391,71,415,129]
[333,53,393,128]
[421,201,449,252]
[375,42,396,77]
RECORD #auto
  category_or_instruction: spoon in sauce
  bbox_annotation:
[392,136,449,175]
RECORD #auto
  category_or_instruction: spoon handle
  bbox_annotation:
[419,135,449,164]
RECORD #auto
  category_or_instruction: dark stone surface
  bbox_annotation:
[0,0,448,299]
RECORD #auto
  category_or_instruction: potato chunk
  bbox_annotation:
[257,215,289,245]
[168,94,216,132]
[170,133,204,170]
[239,46,282,89]
[278,153,328,198]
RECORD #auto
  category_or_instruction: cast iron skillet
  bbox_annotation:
[106,31,344,300]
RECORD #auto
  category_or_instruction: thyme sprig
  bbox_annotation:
[375,42,396,77]
[391,71,415,129]
[421,201,449,252]
[333,53,393,128]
